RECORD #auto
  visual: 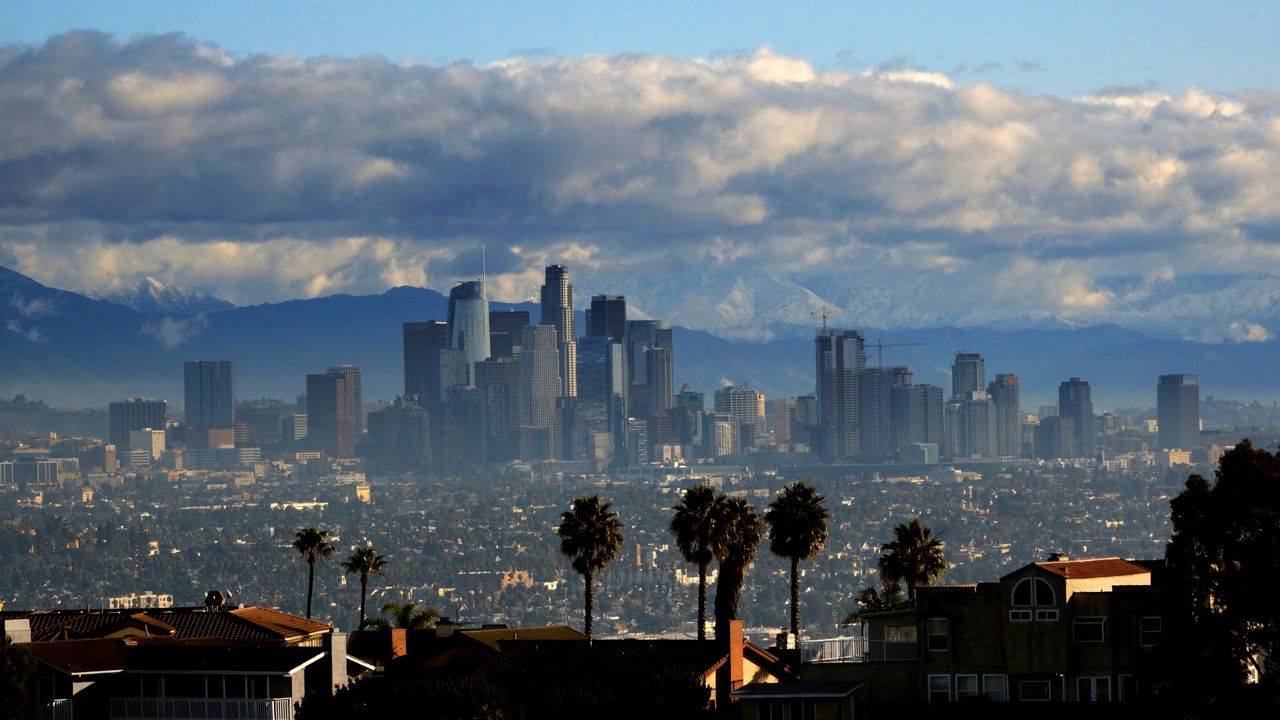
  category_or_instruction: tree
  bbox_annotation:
[765,481,830,639]
[557,494,624,639]
[364,601,443,631]
[711,496,764,640]
[292,527,335,620]
[1166,439,1280,701]
[843,576,902,625]
[670,484,719,641]
[341,546,388,630]
[878,518,946,603]
[0,634,34,720]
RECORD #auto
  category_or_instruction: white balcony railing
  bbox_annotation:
[800,636,918,663]
[109,697,294,720]
[37,699,73,720]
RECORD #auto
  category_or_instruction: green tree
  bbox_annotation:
[711,496,764,640]
[341,546,388,630]
[670,484,719,641]
[292,527,335,619]
[364,601,443,630]
[843,576,902,625]
[765,481,830,639]
[878,518,946,603]
[0,634,34,720]
[1166,439,1280,702]
[557,494,624,639]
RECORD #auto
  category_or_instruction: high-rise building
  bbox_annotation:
[586,295,627,340]
[1034,415,1075,459]
[447,280,491,387]
[128,429,166,461]
[183,361,235,430]
[108,398,167,449]
[945,391,997,459]
[815,328,865,460]
[1058,377,1094,457]
[857,367,912,460]
[518,325,561,431]
[1158,374,1200,451]
[989,373,1021,458]
[237,403,283,447]
[575,336,626,449]
[626,320,674,419]
[540,265,577,398]
[714,383,765,451]
[306,366,361,458]
[952,352,985,397]
[890,383,944,456]
[403,321,466,416]
[489,310,530,359]
[366,395,431,470]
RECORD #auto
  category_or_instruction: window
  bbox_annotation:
[1009,608,1033,622]
[1140,616,1162,647]
[1118,674,1137,702]
[766,700,785,720]
[1077,676,1111,702]
[927,617,950,651]
[928,674,952,703]
[1073,616,1107,642]
[982,674,1009,702]
[1019,680,1051,702]
[1012,577,1056,607]
[955,674,979,700]
[1036,609,1059,622]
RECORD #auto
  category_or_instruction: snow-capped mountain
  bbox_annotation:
[91,277,236,316]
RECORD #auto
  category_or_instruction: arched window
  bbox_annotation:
[1010,577,1058,621]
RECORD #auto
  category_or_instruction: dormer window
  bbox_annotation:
[1010,577,1058,621]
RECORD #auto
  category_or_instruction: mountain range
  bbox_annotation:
[2,264,1278,412]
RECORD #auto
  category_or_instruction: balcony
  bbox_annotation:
[800,636,918,663]
[36,699,73,720]
[109,697,294,720]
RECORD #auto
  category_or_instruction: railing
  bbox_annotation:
[109,697,294,720]
[800,636,918,663]
[37,699,73,720]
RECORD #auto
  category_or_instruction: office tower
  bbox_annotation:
[714,383,765,433]
[128,429,166,461]
[183,361,235,430]
[815,328,866,460]
[945,391,997,459]
[576,336,626,446]
[327,365,363,436]
[702,412,736,458]
[988,373,1022,458]
[282,414,308,443]
[108,398,167,449]
[626,319,674,419]
[489,310,530,359]
[1158,374,1200,451]
[1058,377,1094,457]
[540,265,577,398]
[404,321,467,417]
[766,397,798,443]
[1034,415,1075,459]
[476,357,521,458]
[306,366,361,458]
[587,295,628,340]
[518,325,561,431]
[237,403,283,446]
[890,383,944,456]
[857,367,911,460]
[672,384,706,456]
[366,395,431,470]
[951,352,985,397]
[447,280,491,386]
[675,385,705,411]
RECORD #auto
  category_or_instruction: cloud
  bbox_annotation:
[0,32,1279,340]
[140,314,208,350]
[1224,320,1273,343]
[10,293,58,319]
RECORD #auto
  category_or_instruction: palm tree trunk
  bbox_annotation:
[306,555,316,619]
[358,574,368,629]
[584,568,594,639]
[697,562,707,642]
[790,555,800,638]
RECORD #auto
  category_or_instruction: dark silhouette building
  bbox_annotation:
[815,328,865,460]
[489,310,530,359]
[1157,374,1200,451]
[306,366,361,458]
[951,352,985,397]
[989,373,1021,458]
[586,294,627,340]
[1058,377,1094,458]
[183,361,235,430]
[626,319,674,420]
[108,398,167,450]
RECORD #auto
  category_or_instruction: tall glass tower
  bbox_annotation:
[540,265,577,397]
[447,280,491,388]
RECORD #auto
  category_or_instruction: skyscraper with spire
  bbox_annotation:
[540,265,577,398]
[447,280,491,387]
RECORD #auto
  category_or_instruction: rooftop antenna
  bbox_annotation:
[480,243,487,296]
[810,306,838,331]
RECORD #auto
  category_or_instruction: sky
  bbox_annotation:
[2,2,1280,342]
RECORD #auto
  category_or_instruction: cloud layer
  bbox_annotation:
[3,33,1280,340]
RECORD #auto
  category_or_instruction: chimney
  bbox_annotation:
[390,628,407,659]
[4,619,31,644]
[714,620,746,708]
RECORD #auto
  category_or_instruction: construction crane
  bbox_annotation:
[810,306,840,331]
[869,338,925,371]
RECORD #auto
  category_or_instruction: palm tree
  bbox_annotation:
[341,546,388,629]
[292,527,335,619]
[670,484,719,641]
[364,601,443,630]
[879,518,947,602]
[711,495,764,641]
[557,494,624,639]
[765,481,830,639]
[843,576,902,624]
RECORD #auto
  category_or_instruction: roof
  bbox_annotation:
[2,606,328,644]
[230,606,330,638]
[1030,557,1150,580]
[733,681,861,700]
[460,626,586,652]
[25,639,127,675]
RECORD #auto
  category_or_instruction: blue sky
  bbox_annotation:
[2,2,1280,344]
[4,1,1278,97]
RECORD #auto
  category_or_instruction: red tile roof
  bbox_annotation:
[230,606,330,638]
[1033,557,1150,579]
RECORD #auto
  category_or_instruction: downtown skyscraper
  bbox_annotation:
[1058,377,1094,458]
[815,328,866,460]
[447,280,490,387]
[183,361,235,430]
[989,373,1022,458]
[1158,373,1200,451]
[626,319,674,420]
[306,365,361,458]
[540,265,577,398]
